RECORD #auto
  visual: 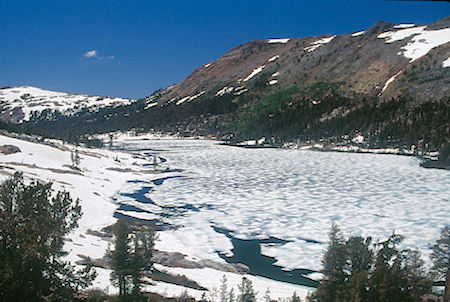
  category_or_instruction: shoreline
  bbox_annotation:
[220,141,449,170]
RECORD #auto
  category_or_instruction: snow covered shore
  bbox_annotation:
[0,132,313,300]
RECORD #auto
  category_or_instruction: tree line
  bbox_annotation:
[1,85,448,164]
[308,223,449,302]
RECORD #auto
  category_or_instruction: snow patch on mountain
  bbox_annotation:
[234,86,248,96]
[394,24,415,29]
[443,57,450,68]
[304,36,336,52]
[268,38,290,44]
[176,91,205,105]
[268,55,280,62]
[145,102,158,109]
[381,70,402,93]
[0,86,134,122]
[269,80,278,85]
[216,86,234,97]
[351,31,365,37]
[243,65,265,82]
[377,26,450,62]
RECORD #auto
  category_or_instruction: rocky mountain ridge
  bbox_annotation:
[145,18,449,108]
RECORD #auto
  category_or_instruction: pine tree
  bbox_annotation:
[138,226,156,272]
[229,287,235,302]
[315,222,347,302]
[130,234,145,298]
[0,173,96,301]
[263,288,271,302]
[237,277,256,302]
[430,226,450,301]
[110,220,156,299]
[110,220,132,297]
[290,291,302,302]
[312,225,431,302]
[219,275,228,302]
[343,236,373,301]
[368,233,431,302]
[70,149,80,169]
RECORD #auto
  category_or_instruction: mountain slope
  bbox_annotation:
[145,18,449,108]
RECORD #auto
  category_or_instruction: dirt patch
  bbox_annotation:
[152,250,249,274]
[4,162,83,176]
[0,145,21,155]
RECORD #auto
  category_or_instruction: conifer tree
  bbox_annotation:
[130,234,145,298]
[0,173,96,301]
[368,233,431,302]
[229,287,235,302]
[110,220,132,297]
[238,277,256,302]
[315,222,347,301]
[290,291,302,302]
[138,226,156,272]
[110,220,156,299]
[343,236,373,301]
[430,226,450,301]
[263,288,271,302]
[220,275,228,302]
[311,225,431,302]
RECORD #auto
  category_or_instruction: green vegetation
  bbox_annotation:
[302,82,342,99]
[430,226,450,302]
[109,219,156,300]
[0,173,96,301]
[307,223,436,302]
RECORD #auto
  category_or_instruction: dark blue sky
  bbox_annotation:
[1,1,448,99]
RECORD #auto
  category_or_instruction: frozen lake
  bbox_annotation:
[113,138,449,284]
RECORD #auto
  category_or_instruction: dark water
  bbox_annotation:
[114,176,214,221]
[214,227,319,288]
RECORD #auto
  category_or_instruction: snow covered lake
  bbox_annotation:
[113,138,449,283]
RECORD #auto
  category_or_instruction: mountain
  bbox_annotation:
[146,19,449,107]
[0,86,134,123]
[1,18,449,163]
[138,17,449,158]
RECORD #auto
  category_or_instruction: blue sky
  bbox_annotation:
[1,1,448,99]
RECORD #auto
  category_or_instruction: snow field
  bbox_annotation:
[378,26,450,62]
[268,55,280,62]
[216,86,235,97]
[0,134,151,291]
[151,265,312,301]
[0,86,133,122]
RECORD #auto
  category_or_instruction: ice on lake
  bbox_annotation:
[113,138,449,273]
